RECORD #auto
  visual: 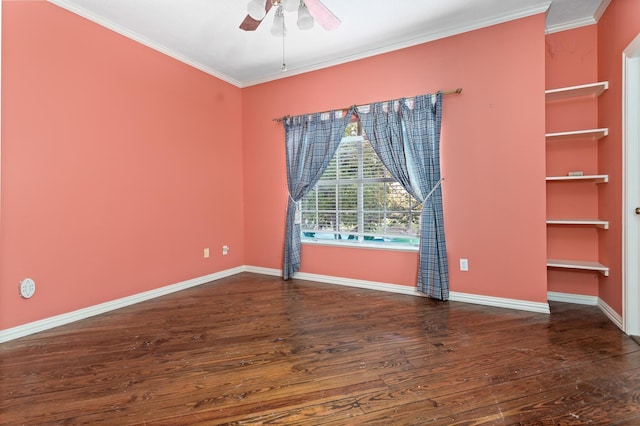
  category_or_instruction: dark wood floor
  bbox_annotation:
[1,273,639,425]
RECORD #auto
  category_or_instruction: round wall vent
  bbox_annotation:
[19,278,36,299]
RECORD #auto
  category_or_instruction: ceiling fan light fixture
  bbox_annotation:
[247,0,267,21]
[282,0,299,13]
[270,5,287,37]
[297,2,314,30]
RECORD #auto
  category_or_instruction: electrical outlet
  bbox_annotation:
[222,245,229,255]
[204,248,210,258]
[460,258,469,271]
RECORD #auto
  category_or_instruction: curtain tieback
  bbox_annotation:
[423,178,443,203]
[288,193,302,224]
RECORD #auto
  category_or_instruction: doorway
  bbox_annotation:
[623,33,640,336]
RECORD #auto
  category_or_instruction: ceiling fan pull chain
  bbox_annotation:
[281,11,287,71]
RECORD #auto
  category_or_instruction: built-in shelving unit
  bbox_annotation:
[545,81,609,279]
[546,219,609,229]
[547,259,609,276]
[545,81,609,101]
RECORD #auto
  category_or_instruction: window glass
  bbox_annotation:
[300,122,421,247]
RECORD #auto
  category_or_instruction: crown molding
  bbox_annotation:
[242,2,552,87]
[47,1,613,85]
[545,0,611,34]
[546,16,597,34]
[47,0,243,87]
[593,0,612,22]
[48,0,550,88]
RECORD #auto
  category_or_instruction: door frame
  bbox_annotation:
[0,3,3,241]
[623,33,640,336]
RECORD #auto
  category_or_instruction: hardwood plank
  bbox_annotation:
[353,360,640,424]
[1,273,639,424]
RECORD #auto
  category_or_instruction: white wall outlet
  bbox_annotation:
[204,248,210,258]
[222,245,229,255]
[460,258,469,271]
[19,278,36,299]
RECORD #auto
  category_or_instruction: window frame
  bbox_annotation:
[300,130,421,252]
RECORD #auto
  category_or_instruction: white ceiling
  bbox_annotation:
[47,0,609,88]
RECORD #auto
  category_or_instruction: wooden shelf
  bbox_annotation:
[547,259,609,276]
[546,174,608,183]
[545,81,610,280]
[546,219,609,229]
[546,128,608,141]
[545,81,608,101]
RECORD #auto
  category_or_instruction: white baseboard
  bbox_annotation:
[294,272,552,313]
[598,297,624,330]
[0,267,245,344]
[244,266,419,296]
[547,291,598,306]
[292,271,420,297]
[6,266,624,344]
[547,291,624,332]
[249,272,620,323]
[449,291,550,314]
[250,267,550,314]
[243,265,281,277]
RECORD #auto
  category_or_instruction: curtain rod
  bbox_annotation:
[272,88,462,123]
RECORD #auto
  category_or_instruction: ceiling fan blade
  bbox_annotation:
[239,1,274,31]
[305,0,341,31]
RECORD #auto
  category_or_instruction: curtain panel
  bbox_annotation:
[282,108,355,280]
[356,93,449,300]
[281,93,448,301]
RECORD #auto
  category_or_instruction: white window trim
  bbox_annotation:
[302,238,419,252]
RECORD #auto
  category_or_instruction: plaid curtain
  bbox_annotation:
[283,108,355,280]
[357,93,449,300]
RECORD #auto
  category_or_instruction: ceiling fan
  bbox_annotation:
[240,0,340,36]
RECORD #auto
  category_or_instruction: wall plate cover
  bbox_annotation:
[19,278,36,299]
[459,259,469,271]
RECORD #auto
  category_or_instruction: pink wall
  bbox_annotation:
[545,26,601,296]
[1,5,551,334]
[243,15,548,302]
[597,0,640,314]
[0,1,245,330]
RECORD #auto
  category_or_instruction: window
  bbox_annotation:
[300,122,422,248]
